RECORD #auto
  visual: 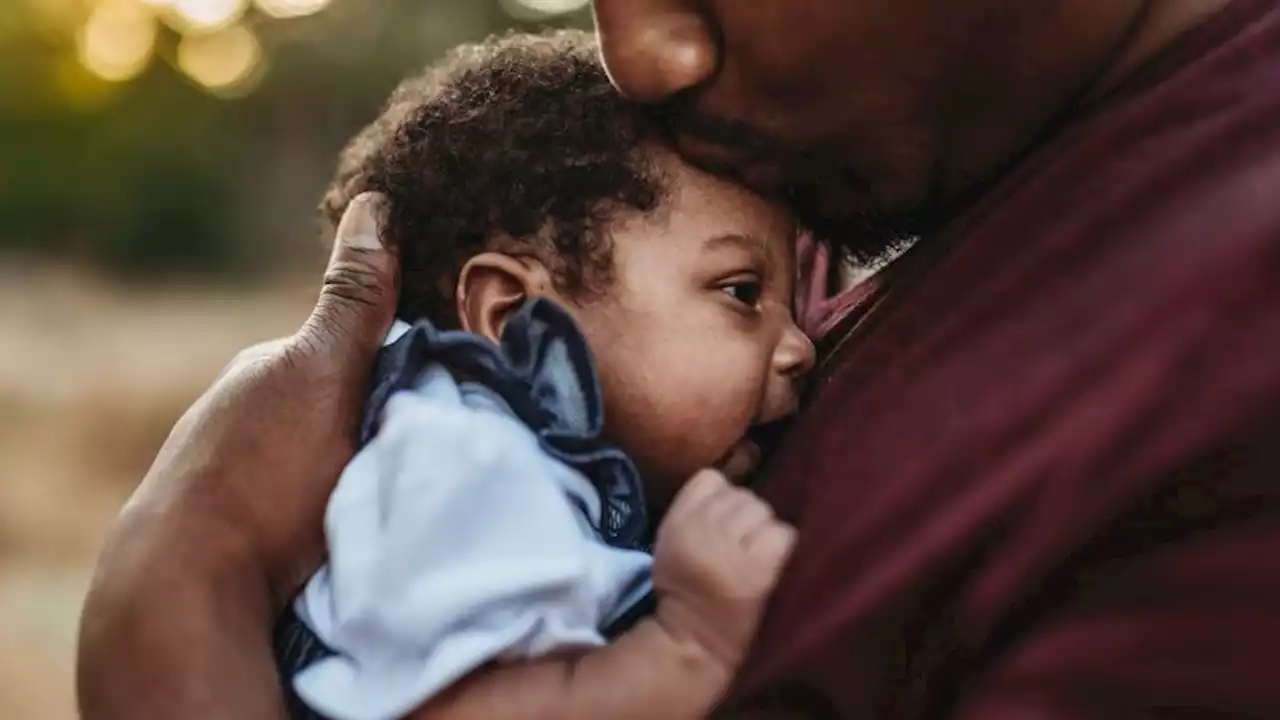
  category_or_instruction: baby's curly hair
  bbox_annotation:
[321,29,670,328]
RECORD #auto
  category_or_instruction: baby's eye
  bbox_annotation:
[721,280,763,307]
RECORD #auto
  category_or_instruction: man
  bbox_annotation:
[78,0,1280,717]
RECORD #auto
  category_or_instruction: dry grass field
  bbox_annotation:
[0,264,317,719]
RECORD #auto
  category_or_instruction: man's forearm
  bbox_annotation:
[77,503,288,720]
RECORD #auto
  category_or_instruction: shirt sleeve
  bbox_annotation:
[292,374,649,720]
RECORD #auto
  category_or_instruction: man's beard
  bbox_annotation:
[655,96,945,265]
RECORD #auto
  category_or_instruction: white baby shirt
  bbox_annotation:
[290,309,653,720]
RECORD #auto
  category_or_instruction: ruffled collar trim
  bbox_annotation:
[362,299,651,551]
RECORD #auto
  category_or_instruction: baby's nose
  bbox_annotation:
[758,323,814,424]
[775,322,816,380]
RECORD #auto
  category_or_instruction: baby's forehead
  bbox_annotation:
[642,150,798,256]
[607,203,798,276]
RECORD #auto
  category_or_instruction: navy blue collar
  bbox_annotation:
[362,299,651,552]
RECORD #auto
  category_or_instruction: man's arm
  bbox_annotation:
[76,192,399,720]
[78,503,286,719]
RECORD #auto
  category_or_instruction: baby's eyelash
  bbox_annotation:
[720,279,763,307]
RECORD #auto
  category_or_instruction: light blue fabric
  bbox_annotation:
[287,301,654,720]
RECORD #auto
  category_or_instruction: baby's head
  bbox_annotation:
[323,30,814,510]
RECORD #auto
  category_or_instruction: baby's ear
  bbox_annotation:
[455,252,551,342]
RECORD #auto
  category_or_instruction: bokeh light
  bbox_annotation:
[4,6,602,716]
[513,0,589,13]
[176,22,262,93]
[166,0,247,34]
[77,0,158,83]
[253,0,332,20]
[500,0,589,20]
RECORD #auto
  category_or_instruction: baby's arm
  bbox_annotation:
[406,470,796,720]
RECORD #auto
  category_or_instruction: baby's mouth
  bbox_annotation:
[717,418,796,485]
[716,439,763,483]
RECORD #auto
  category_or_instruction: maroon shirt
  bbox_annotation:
[728,1,1280,716]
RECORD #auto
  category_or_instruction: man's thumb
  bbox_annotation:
[298,192,399,372]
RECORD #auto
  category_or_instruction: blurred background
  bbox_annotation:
[0,0,591,716]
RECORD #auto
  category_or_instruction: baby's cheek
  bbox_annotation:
[652,395,751,470]
[617,414,719,504]
[596,348,763,505]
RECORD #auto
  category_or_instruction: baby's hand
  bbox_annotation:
[652,469,797,671]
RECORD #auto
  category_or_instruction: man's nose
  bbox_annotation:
[593,0,718,103]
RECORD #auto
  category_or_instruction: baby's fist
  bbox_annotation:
[652,469,796,668]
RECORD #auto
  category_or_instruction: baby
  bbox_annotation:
[275,29,815,720]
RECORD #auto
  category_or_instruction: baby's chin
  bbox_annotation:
[713,437,764,484]
[627,424,765,511]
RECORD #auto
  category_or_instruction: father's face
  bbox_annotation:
[592,0,1120,257]
[593,0,978,254]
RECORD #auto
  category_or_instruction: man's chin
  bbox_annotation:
[714,439,763,484]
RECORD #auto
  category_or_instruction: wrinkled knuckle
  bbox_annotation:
[321,257,392,310]
[296,308,343,351]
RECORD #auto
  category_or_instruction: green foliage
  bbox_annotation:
[0,0,591,279]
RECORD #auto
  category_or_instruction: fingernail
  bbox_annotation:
[338,192,385,251]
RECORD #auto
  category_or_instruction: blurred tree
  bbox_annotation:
[0,0,591,279]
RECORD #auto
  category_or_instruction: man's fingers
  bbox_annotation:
[296,191,400,380]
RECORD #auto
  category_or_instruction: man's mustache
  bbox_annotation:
[654,95,810,168]
[651,95,929,254]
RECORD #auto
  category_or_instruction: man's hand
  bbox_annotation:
[76,192,399,720]
[652,469,797,672]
